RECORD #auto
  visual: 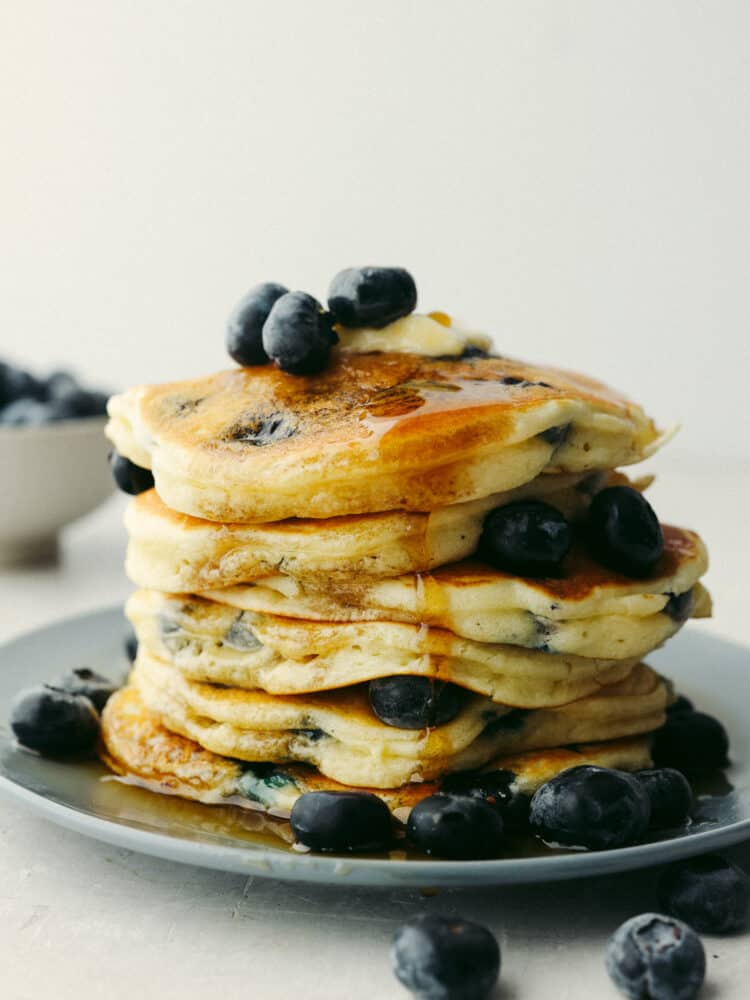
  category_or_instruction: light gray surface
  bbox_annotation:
[0,453,748,997]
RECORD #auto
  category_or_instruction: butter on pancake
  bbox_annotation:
[106,352,664,523]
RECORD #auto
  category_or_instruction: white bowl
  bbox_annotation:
[0,416,115,565]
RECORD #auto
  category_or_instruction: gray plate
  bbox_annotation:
[0,606,747,887]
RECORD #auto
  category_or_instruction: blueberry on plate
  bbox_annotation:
[368,676,465,729]
[327,266,417,329]
[479,499,571,577]
[226,282,289,366]
[588,486,664,578]
[109,449,155,495]
[529,765,651,850]
[262,291,338,375]
[56,668,118,714]
[635,769,694,830]
[440,769,531,830]
[606,913,705,1000]
[406,794,504,859]
[651,711,730,770]
[391,914,500,1000]
[657,854,750,934]
[289,790,392,852]
[10,685,100,757]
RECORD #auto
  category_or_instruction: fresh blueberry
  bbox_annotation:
[407,794,504,859]
[667,695,694,717]
[56,668,118,714]
[479,500,571,577]
[124,628,138,663]
[652,711,730,770]
[391,914,500,1000]
[0,398,56,426]
[289,791,392,852]
[262,291,338,375]
[657,854,750,934]
[327,266,417,329]
[0,362,44,406]
[529,765,651,850]
[10,685,100,756]
[588,486,664,578]
[635,769,694,829]
[226,282,289,366]
[110,449,155,495]
[44,370,79,401]
[606,913,705,1000]
[440,769,530,829]
[368,677,465,729]
[663,590,695,623]
[52,388,109,419]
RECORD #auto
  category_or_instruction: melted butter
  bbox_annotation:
[336,313,492,358]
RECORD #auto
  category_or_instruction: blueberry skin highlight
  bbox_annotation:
[226,282,288,366]
[327,266,417,329]
[605,913,705,1000]
[289,791,392,852]
[368,676,464,729]
[406,794,505,859]
[529,765,651,850]
[479,500,571,577]
[588,485,664,578]
[652,711,730,770]
[262,291,338,375]
[110,450,155,496]
[391,914,500,1000]
[635,769,694,830]
[10,686,100,757]
[657,854,750,934]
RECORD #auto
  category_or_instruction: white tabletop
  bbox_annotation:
[0,450,748,1000]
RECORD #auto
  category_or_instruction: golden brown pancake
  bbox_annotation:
[106,352,664,522]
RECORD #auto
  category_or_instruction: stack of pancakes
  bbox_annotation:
[101,347,710,824]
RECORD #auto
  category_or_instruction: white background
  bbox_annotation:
[1,0,749,460]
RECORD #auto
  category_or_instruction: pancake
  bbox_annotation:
[106,351,664,523]
[128,590,640,707]
[201,525,710,655]
[125,471,616,590]
[131,653,668,788]
[100,684,655,819]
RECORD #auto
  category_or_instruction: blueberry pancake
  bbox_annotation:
[130,653,668,788]
[106,350,664,523]
[128,590,640,707]
[100,684,654,822]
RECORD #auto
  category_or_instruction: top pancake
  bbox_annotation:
[107,351,664,523]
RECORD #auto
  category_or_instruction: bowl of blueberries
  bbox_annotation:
[0,359,114,564]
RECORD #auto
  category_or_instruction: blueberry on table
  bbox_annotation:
[479,500,571,577]
[56,668,118,714]
[588,486,664,578]
[109,450,155,495]
[391,914,500,1000]
[289,791,392,852]
[657,854,750,934]
[327,266,417,329]
[10,686,99,757]
[652,711,730,770]
[226,282,289,366]
[406,794,504,859]
[368,676,464,729]
[262,291,338,375]
[606,913,705,1000]
[529,765,651,850]
[635,769,693,830]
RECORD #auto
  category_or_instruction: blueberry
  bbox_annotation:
[368,677,465,729]
[479,500,571,577]
[110,449,155,495]
[407,794,504,859]
[652,711,729,770]
[262,291,338,375]
[44,370,79,401]
[663,590,695,623]
[56,668,118,714]
[667,695,694,717]
[529,765,651,850]
[226,282,289,366]
[0,398,56,426]
[606,913,705,1000]
[327,266,417,329]
[635,769,694,829]
[124,627,138,663]
[10,685,99,756]
[53,388,109,419]
[657,854,750,934]
[588,486,664,578]
[440,769,530,829]
[289,791,392,852]
[391,914,500,1000]
[0,362,44,406]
